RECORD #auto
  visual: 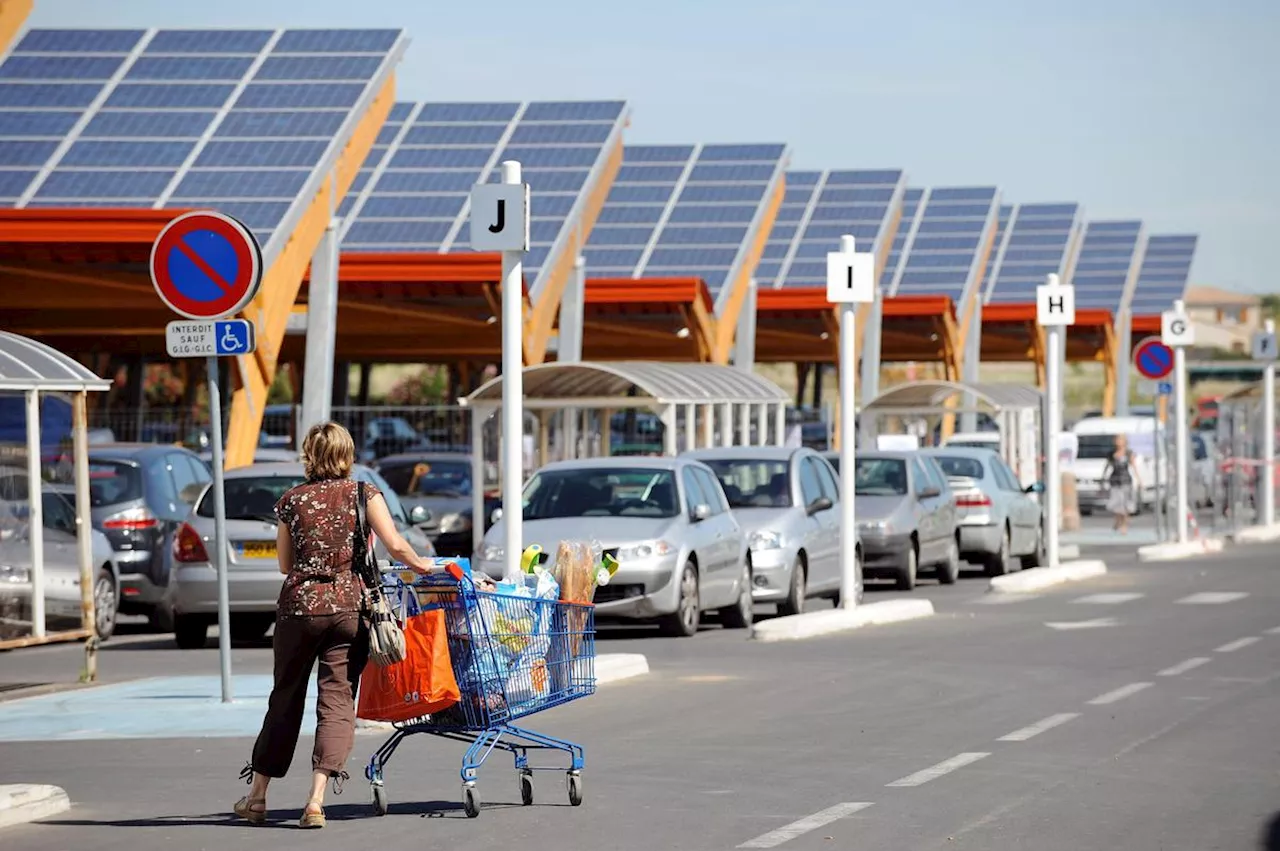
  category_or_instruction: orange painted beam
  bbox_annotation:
[585,276,714,311]
[0,0,32,53]
[0,208,191,244]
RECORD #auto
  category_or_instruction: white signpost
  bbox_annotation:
[470,162,529,580]
[1036,273,1075,569]
[826,235,874,609]
[1254,319,1277,526]
[1161,300,1194,543]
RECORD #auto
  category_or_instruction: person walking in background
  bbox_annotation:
[234,422,439,829]
[1102,434,1141,534]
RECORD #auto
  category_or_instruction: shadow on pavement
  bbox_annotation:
[42,800,480,828]
[1262,811,1280,850]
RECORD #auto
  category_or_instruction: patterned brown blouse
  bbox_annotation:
[274,478,380,618]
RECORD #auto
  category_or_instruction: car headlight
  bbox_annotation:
[615,540,673,561]
[749,530,782,551]
[478,543,504,562]
[0,563,30,583]
[437,512,471,535]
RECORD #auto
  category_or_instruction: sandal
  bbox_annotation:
[299,799,326,829]
[233,796,267,825]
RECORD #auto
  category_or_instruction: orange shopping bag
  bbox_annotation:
[357,608,460,723]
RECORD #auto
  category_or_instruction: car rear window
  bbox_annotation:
[197,475,304,521]
[87,462,144,506]
[931,456,985,479]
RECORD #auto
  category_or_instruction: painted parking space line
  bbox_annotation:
[1071,592,1144,605]
[1264,626,1280,635]
[1215,637,1260,653]
[1176,592,1249,605]
[997,713,1079,742]
[886,752,990,787]
[1159,657,1211,677]
[1087,682,1153,705]
[737,802,873,848]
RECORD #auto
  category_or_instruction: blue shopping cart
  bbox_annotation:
[364,560,596,818]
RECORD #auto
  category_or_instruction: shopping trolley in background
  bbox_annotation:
[365,560,596,818]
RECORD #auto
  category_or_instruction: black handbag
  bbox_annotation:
[354,481,405,667]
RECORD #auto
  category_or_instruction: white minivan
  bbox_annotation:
[1070,417,1163,515]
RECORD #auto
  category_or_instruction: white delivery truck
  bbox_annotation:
[1070,416,1164,515]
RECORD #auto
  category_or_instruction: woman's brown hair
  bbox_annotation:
[301,422,355,481]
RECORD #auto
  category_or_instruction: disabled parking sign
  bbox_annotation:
[150,211,263,320]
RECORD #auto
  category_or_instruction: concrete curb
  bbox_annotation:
[987,559,1108,594]
[0,784,70,830]
[1137,538,1226,562]
[1233,524,1280,544]
[1060,544,1081,561]
[752,599,935,643]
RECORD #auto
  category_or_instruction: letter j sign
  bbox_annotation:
[469,183,529,252]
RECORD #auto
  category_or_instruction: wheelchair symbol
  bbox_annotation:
[220,325,243,353]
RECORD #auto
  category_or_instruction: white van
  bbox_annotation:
[1070,416,1162,514]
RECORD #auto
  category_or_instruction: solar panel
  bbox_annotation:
[1127,234,1196,316]
[340,100,628,297]
[888,187,999,303]
[880,187,924,291]
[759,169,905,289]
[985,203,1084,303]
[0,27,405,262]
[586,142,787,302]
[1067,221,1145,313]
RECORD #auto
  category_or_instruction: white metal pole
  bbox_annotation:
[1174,332,1189,544]
[702,404,714,449]
[206,355,233,702]
[738,403,749,445]
[662,405,678,456]
[1044,325,1062,569]
[73,392,94,643]
[469,408,484,557]
[500,161,524,581]
[25,389,44,639]
[720,402,733,447]
[755,402,767,445]
[774,403,786,447]
[301,216,340,433]
[684,403,696,452]
[837,234,861,608]
[1264,319,1276,527]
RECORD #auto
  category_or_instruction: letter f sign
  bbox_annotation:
[488,199,505,234]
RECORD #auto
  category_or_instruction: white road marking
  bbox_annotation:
[977,594,1041,604]
[1071,592,1144,605]
[886,752,990,787]
[1176,592,1248,605]
[1088,682,1153,705]
[997,712,1079,742]
[738,802,873,848]
[1264,626,1280,635]
[1215,637,1260,653]
[1158,657,1211,677]
[1045,617,1118,630]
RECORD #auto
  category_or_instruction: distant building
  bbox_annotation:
[1183,286,1262,354]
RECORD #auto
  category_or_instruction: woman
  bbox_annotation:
[1102,434,1141,534]
[234,422,439,829]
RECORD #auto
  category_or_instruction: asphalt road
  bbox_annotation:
[3,542,1279,850]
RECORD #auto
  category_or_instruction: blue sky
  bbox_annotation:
[27,0,1280,293]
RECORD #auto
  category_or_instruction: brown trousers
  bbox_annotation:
[251,611,369,778]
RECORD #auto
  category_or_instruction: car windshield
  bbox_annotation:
[377,459,472,497]
[703,459,791,508]
[855,458,908,496]
[87,461,144,507]
[522,468,679,519]
[931,456,985,479]
[1077,434,1120,460]
[198,475,303,521]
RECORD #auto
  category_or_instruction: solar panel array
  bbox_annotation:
[888,187,999,303]
[880,187,924,291]
[0,28,403,254]
[757,169,904,288]
[340,100,627,292]
[982,205,1014,297]
[985,203,1083,303]
[1067,220,1144,312]
[585,143,787,300]
[1128,235,1196,316]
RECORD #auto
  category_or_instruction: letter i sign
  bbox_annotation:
[1036,281,1076,327]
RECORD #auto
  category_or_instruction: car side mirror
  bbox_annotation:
[1025,482,1045,494]
[409,505,429,526]
[918,487,941,500]
[692,503,712,522]
[807,496,833,515]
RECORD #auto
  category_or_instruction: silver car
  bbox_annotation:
[166,462,434,649]
[476,456,751,638]
[687,446,858,615]
[919,447,1043,576]
[852,451,960,590]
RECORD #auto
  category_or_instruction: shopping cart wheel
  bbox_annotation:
[371,783,388,817]
[567,771,583,807]
[519,771,534,806]
[463,783,480,818]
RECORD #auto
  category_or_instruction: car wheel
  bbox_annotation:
[174,614,209,650]
[985,527,1011,577]
[1021,523,1044,569]
[777,557,806,617]
[937,537,959,585]
[93,570,118,640]
[895,545,917,591]
[659,562,700,638]
[719,561,753,630]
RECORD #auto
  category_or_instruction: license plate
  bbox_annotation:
[239,541,277,560]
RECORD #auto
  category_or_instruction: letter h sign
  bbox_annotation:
[1036,278,1076,327]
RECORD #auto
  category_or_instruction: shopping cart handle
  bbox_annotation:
[376,557,465,582]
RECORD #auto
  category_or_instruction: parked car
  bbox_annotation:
[362,417,432,463]
[0,481,120,639]
[920,447,1043,575]
[476,457,752,637]
[198,447,298,466]
[687,446,857,614]
[166,462,434,649]
[853,451,960,590]
[373,452,499,557]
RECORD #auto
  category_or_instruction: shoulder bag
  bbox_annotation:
[354,481,406,667]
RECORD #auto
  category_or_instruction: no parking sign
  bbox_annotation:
[150,211,263,320]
